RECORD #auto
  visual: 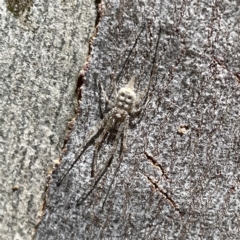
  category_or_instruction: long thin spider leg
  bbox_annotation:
[100,83,115,106]
[148,25,161,85]
[101,152,124,209]
[101,116,129,208]
[134,26,161,107]
[109,73,117,100]
[132,95,151,114]
[76,121,125,206]
[115,22,146,83]
[91,117,115,177]
[113,77,117,99]
[134,88,148,105]
[122,116,129,151]
[57,110,113,186]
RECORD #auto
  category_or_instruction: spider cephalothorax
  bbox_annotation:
[104,75,149,114]
[116,76,136,112]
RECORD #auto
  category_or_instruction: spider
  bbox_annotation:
[57,76,151,189]
[56,76,181,213]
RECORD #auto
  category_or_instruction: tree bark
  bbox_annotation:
[0,0,96,239]
[14,0,240,239]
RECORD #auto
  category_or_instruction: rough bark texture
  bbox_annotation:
[9,0,240,239]
[0,0,96,239]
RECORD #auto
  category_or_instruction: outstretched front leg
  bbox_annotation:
[132,79,151,114]
[99,75,118,107]
[109,73,118,100]
[132,94,151,114]
[100,83,115,107]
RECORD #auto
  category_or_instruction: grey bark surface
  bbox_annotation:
[0,0,96,239]
[35,0,240,239]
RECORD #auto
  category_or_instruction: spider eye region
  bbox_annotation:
[117,87,136,110]
[117,101,123,106]
[125,96,133,104]
[118,88,136,100]
[119,95,125,101]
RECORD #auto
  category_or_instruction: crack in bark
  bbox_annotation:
[144,174,181,215]
[144,151,169,180]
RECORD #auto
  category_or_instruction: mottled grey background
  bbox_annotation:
[35,0,240,239]
[0,0,96,239]
[1,0,240,239]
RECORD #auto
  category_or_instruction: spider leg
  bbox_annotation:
[91,117,115,177]
[132,94,151,114]
[134,84,150,105]
[113,76,117,99]
[122,116,129,151]
[77,120,125,206]
[57,110,113,186]
[101,116,129,208]
[109,73,117,99]
[100,83,115,106]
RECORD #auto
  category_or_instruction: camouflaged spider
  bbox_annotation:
[58,76,150,187]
